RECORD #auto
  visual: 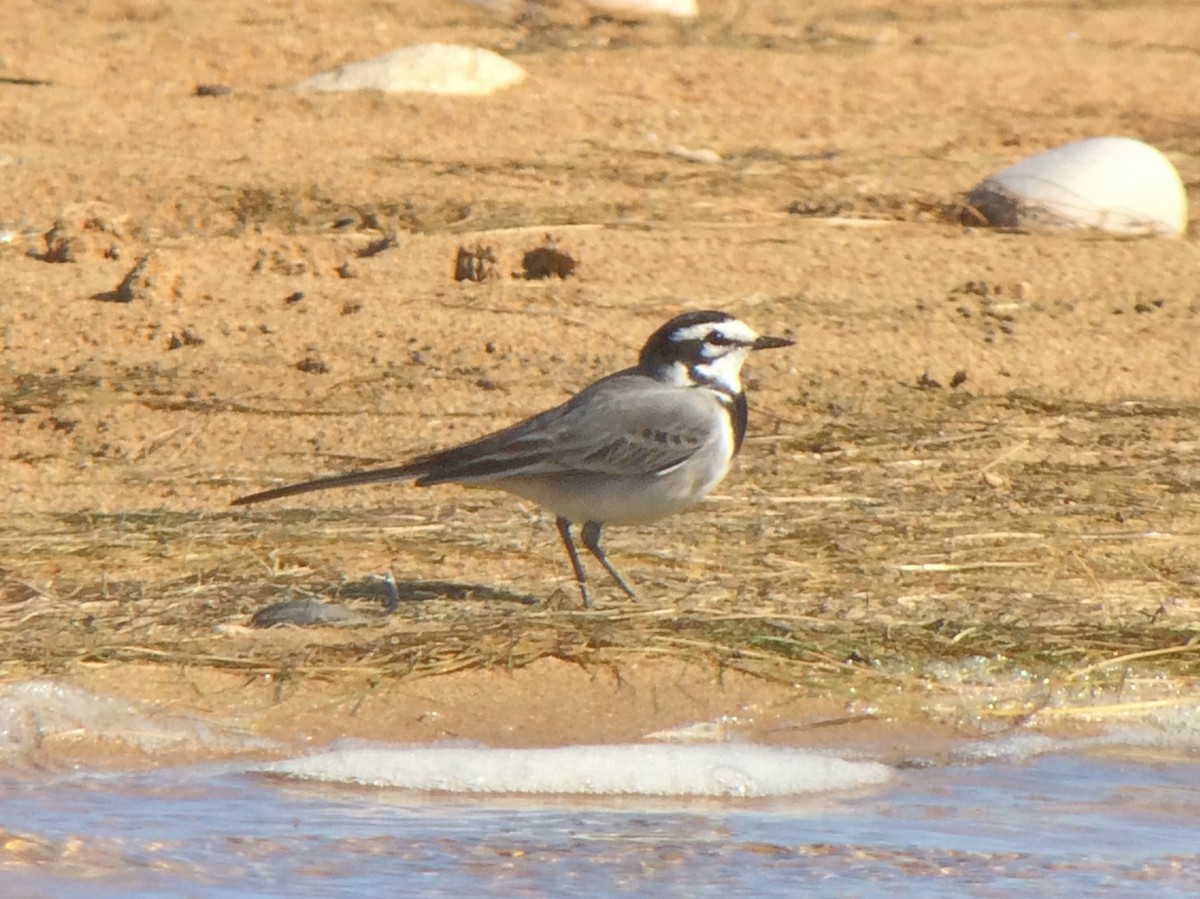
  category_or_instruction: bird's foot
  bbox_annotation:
[372,571,400,612]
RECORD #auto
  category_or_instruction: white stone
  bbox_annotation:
[457,0,526,17]
[297,44,526,96]
[667,144,722,164]
[459,0,697,15]
[968,136,1187,237]
[585,0,699,18]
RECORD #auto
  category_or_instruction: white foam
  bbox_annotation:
[0,680,276,759]
[949,706,1200,765]
[262,743,893,797]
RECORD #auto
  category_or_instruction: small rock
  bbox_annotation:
[583,0,698,18]
[456,0,526,18]
[296,356,331,374]
[98,253,161,303]
[193,83,232,97]
[251,248,310,276]
[454,244,499,282]
[166,329,204,351]
[297,44,526,96]
[357,234,398,258]
[40,224,81,263]
[667,144,722,164]
[521,236,577,280]
[38,204,127,263]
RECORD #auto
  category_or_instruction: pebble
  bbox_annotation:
[297,44,526,96]
[584,0,698,17]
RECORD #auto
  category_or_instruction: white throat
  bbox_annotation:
[692,347,751,394]
[654,350,750,395]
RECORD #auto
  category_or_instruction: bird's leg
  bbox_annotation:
[581,521,637,600]
[556,516,592,608]
[378,570,400,612]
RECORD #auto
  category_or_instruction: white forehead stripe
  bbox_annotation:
[670,319,760,344]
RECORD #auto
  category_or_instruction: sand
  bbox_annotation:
[1,0,1197,765]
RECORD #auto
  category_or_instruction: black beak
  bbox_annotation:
[751,334,794,351]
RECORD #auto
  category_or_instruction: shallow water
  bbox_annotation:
[4,750,1199,898]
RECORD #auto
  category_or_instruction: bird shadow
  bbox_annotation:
[248,575,537,628]
[340,576,538,609]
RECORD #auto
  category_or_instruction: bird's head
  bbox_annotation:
[638,310,793,394]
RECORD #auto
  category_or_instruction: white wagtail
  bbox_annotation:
[232,310,792,606]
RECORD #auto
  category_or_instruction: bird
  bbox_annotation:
[231,310,793,607]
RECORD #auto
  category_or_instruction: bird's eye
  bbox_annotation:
[707,331,735,346]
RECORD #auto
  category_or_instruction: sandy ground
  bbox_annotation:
[1,0,1199,764]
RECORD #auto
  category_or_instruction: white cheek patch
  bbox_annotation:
[692,348,751,394]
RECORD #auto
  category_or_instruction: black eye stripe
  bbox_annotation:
[664,330,745,362]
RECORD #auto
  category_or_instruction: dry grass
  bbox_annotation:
[3,373,1199,724]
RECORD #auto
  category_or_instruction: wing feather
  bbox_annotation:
[418,371,722,484]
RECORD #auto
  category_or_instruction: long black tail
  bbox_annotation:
[232,399,572,507]
[230,464,420,506]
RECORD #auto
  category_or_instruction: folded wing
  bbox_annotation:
[414,371,722,485]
